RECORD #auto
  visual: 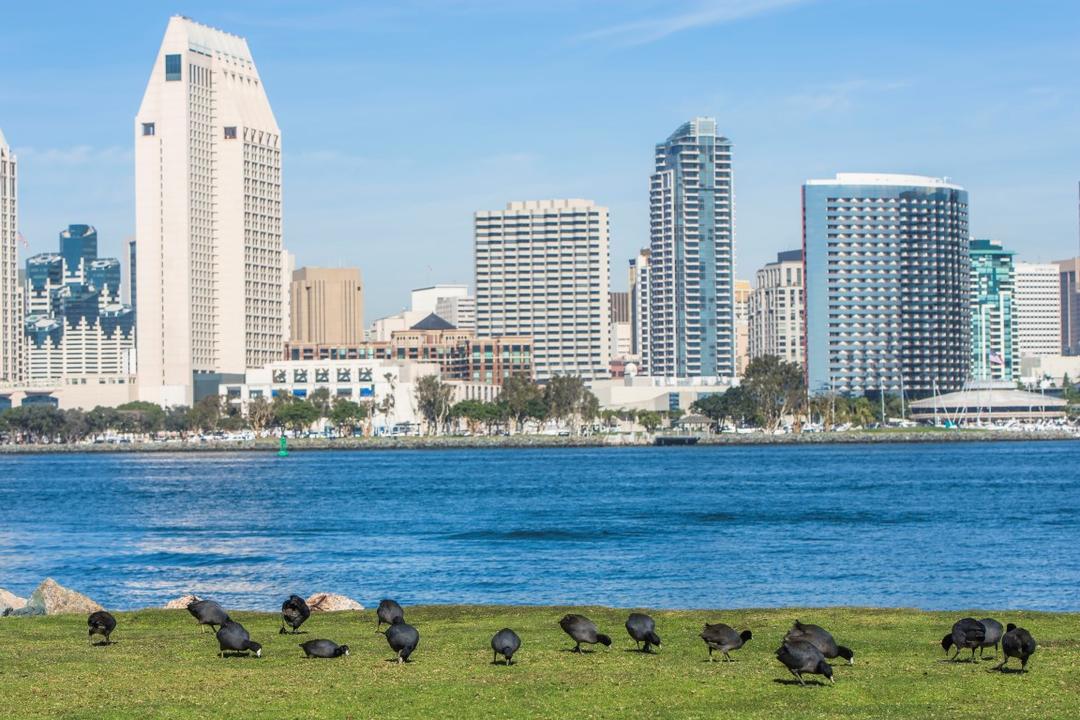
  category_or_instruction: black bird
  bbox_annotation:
[625,612,662,653]
[776,640,834,686]
[87,611,116,646]
[559,614,612,653]
[187,599,230,633]
[785,620,854,665]
[942,617,986,662]
[994,624,1037,673]
[216,620,262,658]
[977,618,1003,658]
[699,623,752,662]
[299,639,349,658]
[376,599,405,631]
[385,621,420,663]
[491,628,521,665]
[280,594,311,634]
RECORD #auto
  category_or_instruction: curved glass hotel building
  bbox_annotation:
[803,174,971,396]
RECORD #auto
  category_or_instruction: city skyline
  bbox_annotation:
[3,1,1079,320]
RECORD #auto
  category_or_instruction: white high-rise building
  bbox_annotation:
[1014,262,1061,358]
[135,16,283,406]
[435,295,476,330]
[0,129,19,384]
[629,249,651,369]
[749,250,805,366]
[475,199,611,381]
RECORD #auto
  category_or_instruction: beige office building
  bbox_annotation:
[749,250,805,365]
[0,129,19,384]
[734,279,751,376]
[475,199,611,381]
[135,16,284,406]
[290,267,364,345]
[1014,262,1061,358]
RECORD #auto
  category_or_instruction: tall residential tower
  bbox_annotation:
[647,118,735,379]
[804,174,970,395]
[135,16,284,406]
[0,129,19,383]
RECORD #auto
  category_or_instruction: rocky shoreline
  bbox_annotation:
[0,428,1075,454]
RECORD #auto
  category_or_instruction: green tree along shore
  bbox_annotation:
[2,355,1078,445]
[1,607,1077,719]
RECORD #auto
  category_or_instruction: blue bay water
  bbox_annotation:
[0,442,1077,612]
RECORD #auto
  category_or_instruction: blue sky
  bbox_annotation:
[2,0,1079,320]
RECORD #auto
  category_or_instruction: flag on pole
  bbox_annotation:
[989,351,1004,366]
[16,231,29,248]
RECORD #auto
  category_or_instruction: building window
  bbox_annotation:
[165,54,182,81]
[142,122,155,136]
[224,126,237,140]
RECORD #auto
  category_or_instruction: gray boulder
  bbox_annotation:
[21,578,103,615]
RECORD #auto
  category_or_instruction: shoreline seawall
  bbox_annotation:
[0,428,1075,454]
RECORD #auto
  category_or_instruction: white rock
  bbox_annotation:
[163,594,202,609]
[0,588,28,614]
[305,592,364,612]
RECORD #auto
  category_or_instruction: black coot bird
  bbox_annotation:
[942,617,986,662]
[376,599,405,631]
[625,613,662,653]
[299,639,349,658]
[559,614,612,653]
[280,594,311,634]
[87,611,116,646]
[216,620,262,658]
[187,599,230,633]
[994,624,1037,673]
[977,618,1003,658]
[491,628,521,665]
[776,640,834,686]
[385,621,420,663]
[785,620,854,665]
[700,623,752,662]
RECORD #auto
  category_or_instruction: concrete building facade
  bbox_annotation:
[475,199,610,381]
[749,249,804,366]
[135,16,284,406]
[969,238,1016,381]
[289,267,364,345]
[647,118,735,379]
[1057,257,1080,355]
[629,249,650,367]
[804,173,971,395]
[1014,262,1062,358]
[0,129,19,383]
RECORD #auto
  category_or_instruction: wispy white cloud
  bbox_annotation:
[577,0,815,47]
[15,145,132,166]
[786,80,908,114]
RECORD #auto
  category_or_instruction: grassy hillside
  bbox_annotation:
[1,606,1077,719]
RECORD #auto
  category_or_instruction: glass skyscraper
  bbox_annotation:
[804,174,970,396]
[969,238,1016,381]
[645,117,734,379]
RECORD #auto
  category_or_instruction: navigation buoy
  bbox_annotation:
[278,434,289,457]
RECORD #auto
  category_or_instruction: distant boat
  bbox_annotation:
[654,435,699,446]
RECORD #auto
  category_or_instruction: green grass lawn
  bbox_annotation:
[1,606,1077,719]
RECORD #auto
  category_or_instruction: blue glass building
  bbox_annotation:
[23,225,135,379]
[804,174,970,396]
[969,239,1016,381]
[646,118,735,379]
